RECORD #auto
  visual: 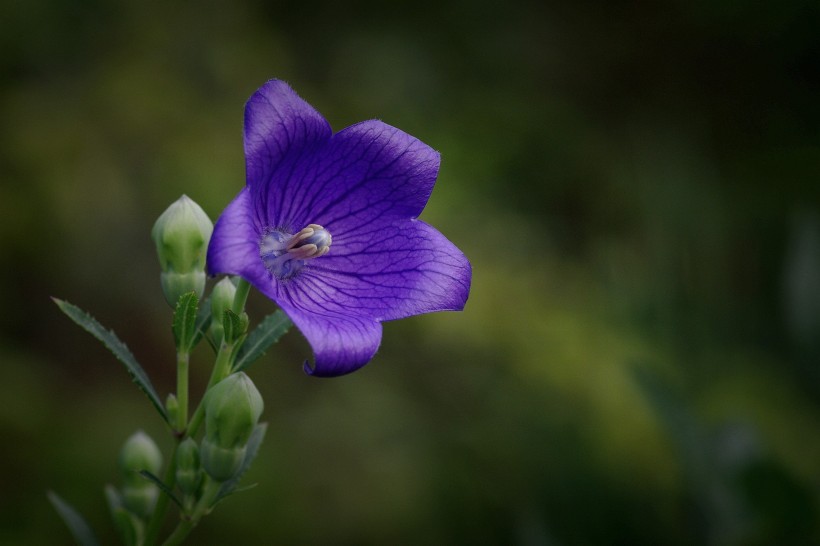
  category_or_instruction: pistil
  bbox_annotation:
[260,224,332,279]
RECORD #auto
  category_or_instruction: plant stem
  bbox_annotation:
[159,478,222,546]
[144,443,179,546]
[187,341,234,437]
[152,281,254,545]
[176,351,189,432]
[231,277,251,314]
[159,518,193,546]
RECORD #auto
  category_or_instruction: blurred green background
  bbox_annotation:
[2,0,820,544]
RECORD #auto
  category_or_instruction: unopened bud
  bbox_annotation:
[118,431,163,517]
[175,438,202,495]
[152,195,213,306]
[209,277,237,343]
[201,373,263,481]
[119,431,162,481]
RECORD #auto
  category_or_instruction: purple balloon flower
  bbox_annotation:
[207,80,471,377]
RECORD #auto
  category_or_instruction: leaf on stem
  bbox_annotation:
[172,292,199,352]
[233,311,292,372]
[105,485,142,546]
[47,491,101,546]
[138,471,183,509]
[222,309,247,346]
[52,298,169,423]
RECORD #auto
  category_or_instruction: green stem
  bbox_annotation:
[158,518,193,546]
[176,351,189,432]
[144,443,179,546]
[187,341,234,437]
[159,478,222,546]
[231,277,251,314]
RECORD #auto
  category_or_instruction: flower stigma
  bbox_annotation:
[260,224,332,279]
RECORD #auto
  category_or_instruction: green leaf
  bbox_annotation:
[103,484,121,513]
[172,292,199,352]
[222,309,248,345]
[104,485,142,546]
[52,298,168,423]
[233,311,292,372]
[47,491,100,546]
[216,423,267,502]
[111,507,142,546]
[138,470,182,508]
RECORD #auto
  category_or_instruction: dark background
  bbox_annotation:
[2,0,820,544]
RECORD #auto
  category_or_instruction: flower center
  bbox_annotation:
[259,224,332,279]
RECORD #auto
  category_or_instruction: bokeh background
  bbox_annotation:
[2,0,820,544]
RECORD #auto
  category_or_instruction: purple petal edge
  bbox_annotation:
[244,79,332,194]
[206,187,262,278]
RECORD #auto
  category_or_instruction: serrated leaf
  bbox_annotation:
[53,298,168,423]
[47,491,100,546]
[216,423,267,502]
[172,292,199,352]
[233,311,292,372]
[138,470,182,508]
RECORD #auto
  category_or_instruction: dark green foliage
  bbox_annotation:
[47,491,100,546]
[233,311,292,372]
[52,299,168,423]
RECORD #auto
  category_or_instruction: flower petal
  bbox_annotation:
[284,305,382,377]
[268,219,469,376]
[206,187,266,280]
[311,219,471,321]
[244,80,332,220]
[255,119,440,234]
[312,120,440,229]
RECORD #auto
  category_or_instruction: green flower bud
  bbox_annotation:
[210,278,237,324]
[119,431,163,482]
[152,195,213,306]
[175,438,202,495]
[201,373,263,481]
[118,431,163,518]
[209,277,237,343]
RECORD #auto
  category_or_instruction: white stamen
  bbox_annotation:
[259,224,332,279]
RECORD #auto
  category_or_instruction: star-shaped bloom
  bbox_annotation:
[207,80,471,377]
